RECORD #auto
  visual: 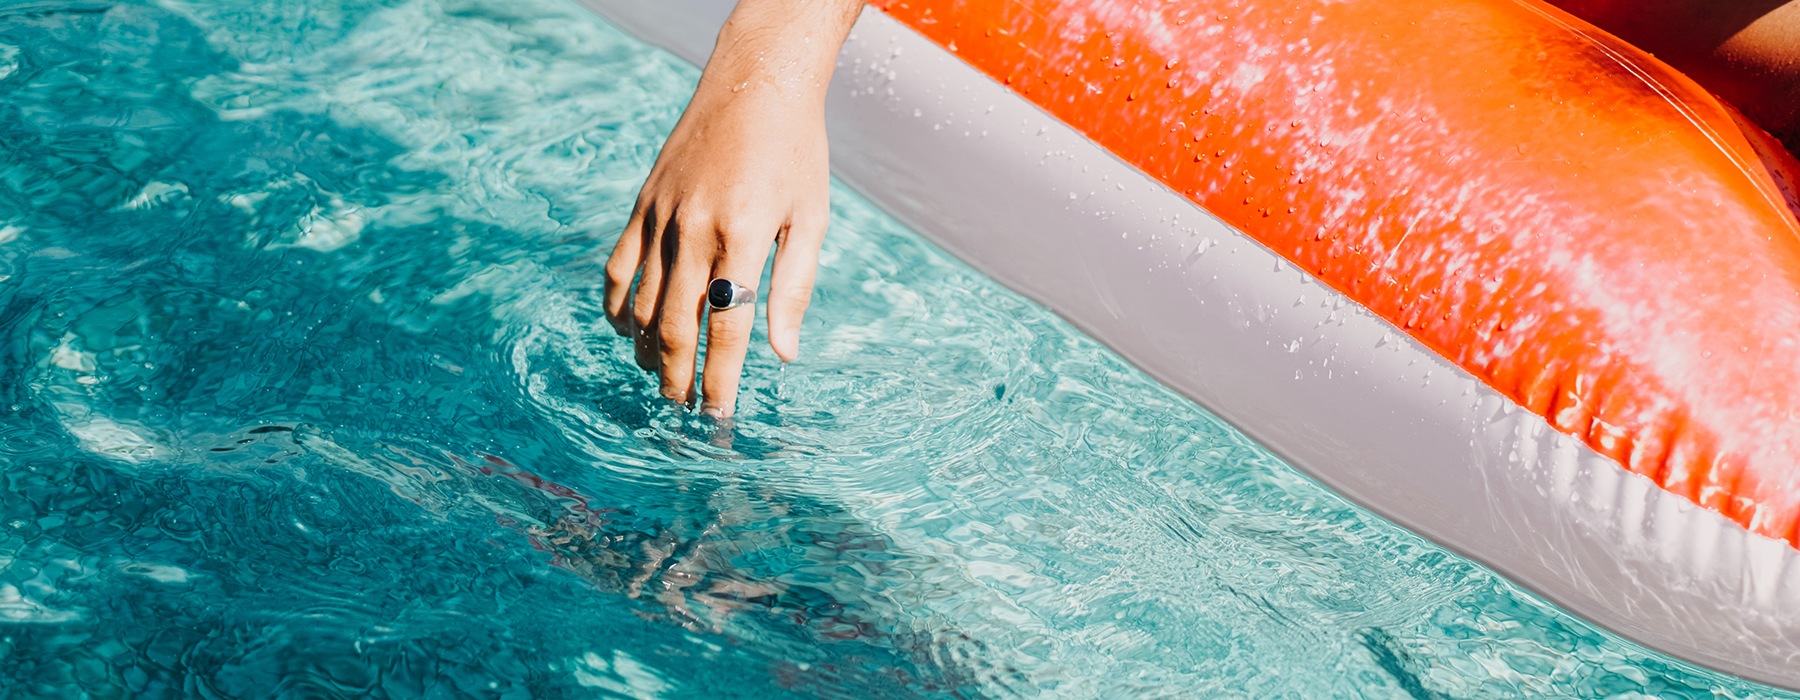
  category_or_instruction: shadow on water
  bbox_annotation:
[1,1,1796,699]
[0,3,1000,697]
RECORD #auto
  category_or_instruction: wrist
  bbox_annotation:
[699,1,860,103]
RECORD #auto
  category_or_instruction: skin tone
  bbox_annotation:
[604,0,865,418]
[610,0,1800,418]
[1547,0,1800,148]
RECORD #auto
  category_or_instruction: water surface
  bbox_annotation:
[0,0,1791,697]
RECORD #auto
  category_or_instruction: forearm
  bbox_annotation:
[698,0,865,106]
[1548,0,1800,146]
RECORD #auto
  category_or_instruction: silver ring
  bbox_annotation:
[708,278,756,311]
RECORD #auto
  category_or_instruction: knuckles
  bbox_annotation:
[630,305,657,333]
[706,315,752,347]
[675,208,780,252]
[768,281,815,308]
[603,258,637,291]
[657,321,695,355]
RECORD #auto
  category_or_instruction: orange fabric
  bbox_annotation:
[871,0,1800,544]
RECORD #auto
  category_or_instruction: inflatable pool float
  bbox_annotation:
[578,0,1800,687]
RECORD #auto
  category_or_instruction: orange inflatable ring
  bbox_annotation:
[585,0,1800,687]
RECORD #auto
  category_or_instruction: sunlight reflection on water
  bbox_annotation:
[0,0,1790,697]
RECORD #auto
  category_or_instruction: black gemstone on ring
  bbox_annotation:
[708,279,736,309]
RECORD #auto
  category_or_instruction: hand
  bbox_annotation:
[604,0,862,417]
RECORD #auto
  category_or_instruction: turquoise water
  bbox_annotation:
[0,0,1791,697]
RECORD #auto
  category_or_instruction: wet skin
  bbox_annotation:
[609,0,1800,414]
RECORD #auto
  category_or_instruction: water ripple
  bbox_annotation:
[0,0,1788,698]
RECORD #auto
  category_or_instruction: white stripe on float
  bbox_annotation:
[580,0,1800,688]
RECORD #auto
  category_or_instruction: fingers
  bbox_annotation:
[608,199,805,416]
[629,216,668,372]
[605,202,653,335]
[656,227,710,404]
[699,234,769,418]
[767,213,825,363]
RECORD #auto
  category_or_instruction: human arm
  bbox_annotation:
[1548,0,1800,148]
[604,0,865,417]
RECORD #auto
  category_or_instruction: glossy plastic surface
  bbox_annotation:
[580,0,1800,687]
[873,0,1800,545]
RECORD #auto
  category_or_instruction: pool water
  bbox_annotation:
[0,0,1791,697]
